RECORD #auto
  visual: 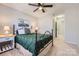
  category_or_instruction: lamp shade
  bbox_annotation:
[4,26,10,31]
[35,27,38,30]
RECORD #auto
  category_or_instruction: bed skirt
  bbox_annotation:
[16,41,52,56]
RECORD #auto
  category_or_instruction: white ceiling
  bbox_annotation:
[2,3,79,18]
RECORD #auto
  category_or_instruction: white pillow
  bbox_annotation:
[18,28,25,34]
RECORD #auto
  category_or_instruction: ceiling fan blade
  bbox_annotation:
[43,5,53,7]
[33,8,39,12]
[42,9,45,13]
[28,4,38,6]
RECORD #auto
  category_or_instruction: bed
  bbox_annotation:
[13,24,53,56]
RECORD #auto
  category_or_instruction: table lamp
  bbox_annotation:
[4,26,10,34]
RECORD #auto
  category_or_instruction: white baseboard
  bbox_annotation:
[65,40,77,45]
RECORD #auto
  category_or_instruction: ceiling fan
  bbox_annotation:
[28,3,53,13]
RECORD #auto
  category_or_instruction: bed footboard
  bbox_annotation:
[35,29,53,56]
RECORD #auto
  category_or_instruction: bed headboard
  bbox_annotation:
[13,24,31,35]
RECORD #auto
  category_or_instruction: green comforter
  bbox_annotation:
[15,33,52,56]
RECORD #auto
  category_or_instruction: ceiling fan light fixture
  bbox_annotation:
[28,3,53,13]
[39,6,42,10]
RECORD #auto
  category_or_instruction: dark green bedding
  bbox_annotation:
[15,33,52,56]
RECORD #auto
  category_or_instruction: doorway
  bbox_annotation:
[53,15,64,39]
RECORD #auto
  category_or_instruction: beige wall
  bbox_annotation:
[37,15,53,34]
[64,6,79,45]
[0,4,37,34]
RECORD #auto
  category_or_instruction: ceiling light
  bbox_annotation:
[39,6,42,10]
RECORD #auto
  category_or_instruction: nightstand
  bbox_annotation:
[0,34,15,53]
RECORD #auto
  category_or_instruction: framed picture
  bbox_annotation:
[18,19,29,27]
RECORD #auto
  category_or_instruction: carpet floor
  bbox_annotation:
[0,36,79,56]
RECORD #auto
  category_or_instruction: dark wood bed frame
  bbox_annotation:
[13,25,53,56]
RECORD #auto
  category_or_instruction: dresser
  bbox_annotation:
[0,34,15,53]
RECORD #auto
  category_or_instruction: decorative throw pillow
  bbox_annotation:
[25,28,31,34]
